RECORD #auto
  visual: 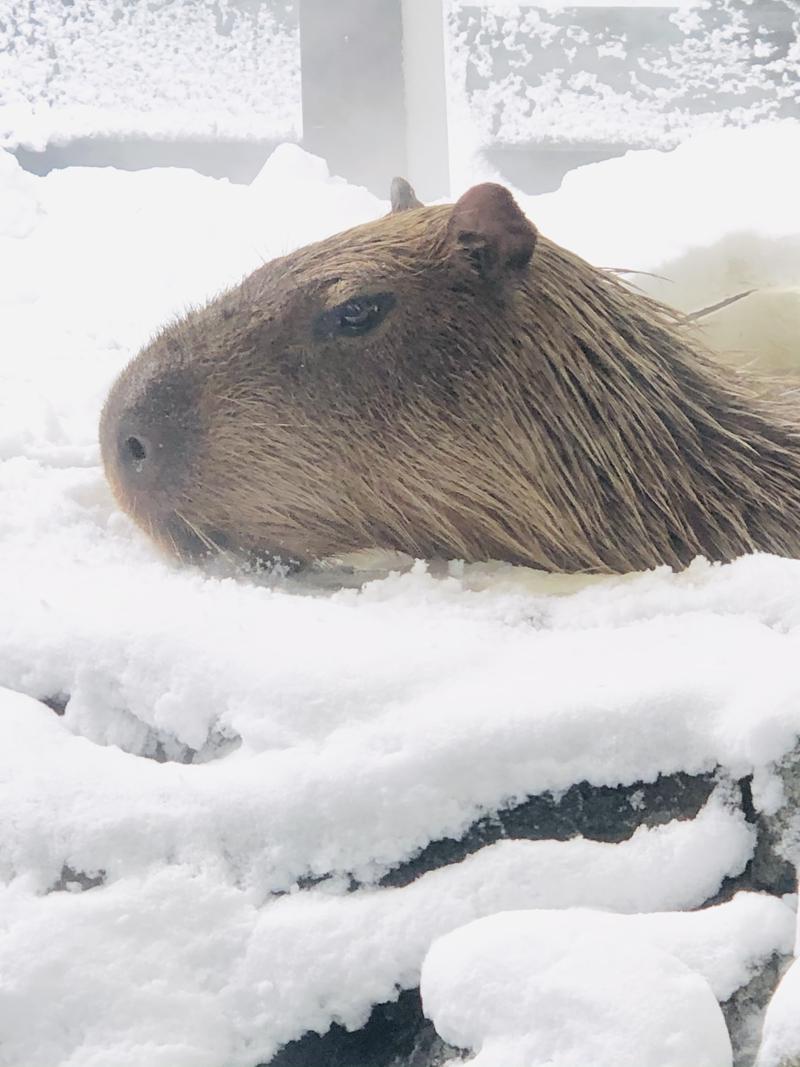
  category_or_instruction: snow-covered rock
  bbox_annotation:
[420,900,795,1067]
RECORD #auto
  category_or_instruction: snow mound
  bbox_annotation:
[526,123,800,270]
[421,900,794,1067]
[758,956,800,1067]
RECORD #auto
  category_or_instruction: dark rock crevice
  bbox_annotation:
[47,865,106,893]
[723,951,795,1067]
[264,989,465,1067]
[380,771,716,889]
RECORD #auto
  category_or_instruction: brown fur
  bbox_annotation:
[100,183,800,574]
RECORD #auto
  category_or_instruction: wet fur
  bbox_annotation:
[102,191,800,574]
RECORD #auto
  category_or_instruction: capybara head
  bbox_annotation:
[100,181,800,574]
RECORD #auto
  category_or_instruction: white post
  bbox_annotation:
[400,0,451,202]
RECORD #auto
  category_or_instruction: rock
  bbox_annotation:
[724,952,794,1067]
[762,745,800,874]
[381,771,717,889]
[261,770,798,1067]
[265,989,464,1067]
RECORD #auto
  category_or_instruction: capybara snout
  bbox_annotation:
[100,358,206,552]
[101,181,800,574]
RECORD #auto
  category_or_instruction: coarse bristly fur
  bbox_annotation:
[100,181,800,574]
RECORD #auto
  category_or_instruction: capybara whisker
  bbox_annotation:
[173,510,210,549]
[173,510,230,561]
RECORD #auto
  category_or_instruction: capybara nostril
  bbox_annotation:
[100,361,203,535]
[108,412,193,500]
[122,434,148,470]
[114,426,166,488]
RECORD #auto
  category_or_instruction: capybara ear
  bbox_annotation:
[390,176,424,213]
[446,183,537,284]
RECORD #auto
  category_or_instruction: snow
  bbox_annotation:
[506,0,701,7]
[1,126,800,1065]
[758,956,800,1067]
[0,680,758,899]
[528,123,800,272]
[0,149,41,238]
[447,1,800,154]
[421,898,795,1067]
[0,1,300,151]
[0,718,756,1067]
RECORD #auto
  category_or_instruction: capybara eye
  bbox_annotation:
[313,292,396,341]
[341,301,374,328]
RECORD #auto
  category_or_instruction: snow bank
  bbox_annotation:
[0,150,40,239]
[0,700,756,1067]
[0,682,757,894]
[421,898,795,1067]
[525,122,800,271]
[1,127,800,1065]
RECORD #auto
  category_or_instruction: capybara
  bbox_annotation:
[100,181,800,574]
